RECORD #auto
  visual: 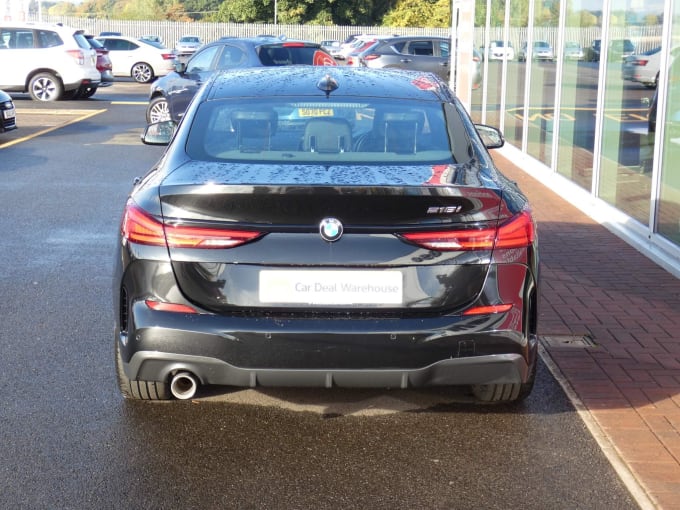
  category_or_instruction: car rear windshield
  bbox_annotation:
[257,45,325,65]
[185,97,465,165]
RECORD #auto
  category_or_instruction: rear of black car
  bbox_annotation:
[0,89,17,132]
[119,67,538,402]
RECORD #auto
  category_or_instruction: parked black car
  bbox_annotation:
[0,89,17,133]
[116,66,539,402]
[146,36,337,123]
[585,38,635,62]
[648,51,680,135]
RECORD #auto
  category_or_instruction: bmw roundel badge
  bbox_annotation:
[319,217,343,242]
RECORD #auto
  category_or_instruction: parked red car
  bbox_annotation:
[82,34,114,98]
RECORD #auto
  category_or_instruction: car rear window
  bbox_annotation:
[73,32,92,50]
[185,97,462,165]
[257,45,328,65]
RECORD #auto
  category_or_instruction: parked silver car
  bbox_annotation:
[358,36,482,89]
[623,46,661,89]
[563,41,584,61]
[518,41,554,62]
[358,36,452,80]
[175,35,202,57]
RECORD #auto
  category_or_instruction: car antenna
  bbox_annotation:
[316,74,339,98]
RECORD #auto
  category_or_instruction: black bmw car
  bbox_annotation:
[115,66,539,402]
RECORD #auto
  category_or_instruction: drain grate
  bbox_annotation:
[541,335,597,348]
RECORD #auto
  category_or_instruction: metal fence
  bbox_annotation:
[34,15,451,46]
[30,14,662,54]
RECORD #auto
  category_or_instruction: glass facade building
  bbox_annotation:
[471,0,680,276]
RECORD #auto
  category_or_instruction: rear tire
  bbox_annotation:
[115,339,171,400]
[472,357,537,403]
[28,72,63,101]
[81,87,97,98]
[132,62,154,83]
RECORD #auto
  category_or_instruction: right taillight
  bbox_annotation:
[66,49,85,65]
[121,202,264,249]
[494,211,535,249]
[399,211,534,251]
[362,54,380,61]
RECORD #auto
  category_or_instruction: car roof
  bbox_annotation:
[207,36,321,49]
[381,35,449,43]
[0,21,81,34]
[203,66,454,102]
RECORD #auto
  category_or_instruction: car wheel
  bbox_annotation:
[132,62,154,83]
[115,338,171,400]
[28,72,63,101]
[472,382,522,402]
[81,87,97,98]
[472,335,538,404]
[146,96,171,123]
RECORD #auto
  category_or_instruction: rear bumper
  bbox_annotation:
[123,349,531,389]
[118,301,537,388]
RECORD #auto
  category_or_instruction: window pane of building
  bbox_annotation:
[526,2,559,166]
[657,5,680,245]
[556,3,603,191]
[504,0,528,147]
[597,0,658,225]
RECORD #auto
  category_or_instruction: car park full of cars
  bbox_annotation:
[117,66,539,403]
[146,36,337,123]
[95,35,177,83]
[0,21,101,101]
[0,89,17,133]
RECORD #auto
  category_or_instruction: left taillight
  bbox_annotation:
[399,211,535,251]
[121,202,264,249]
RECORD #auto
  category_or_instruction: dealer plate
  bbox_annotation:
[259,270,403,305]
[298,108,334,117]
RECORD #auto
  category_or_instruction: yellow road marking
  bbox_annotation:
[0,108,107,149]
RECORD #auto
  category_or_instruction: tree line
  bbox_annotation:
[40,0,634,29]
[43,0,450,27]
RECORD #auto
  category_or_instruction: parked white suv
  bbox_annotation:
[0,22,101,101]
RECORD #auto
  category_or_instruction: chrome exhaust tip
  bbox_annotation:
[170,371,198,400]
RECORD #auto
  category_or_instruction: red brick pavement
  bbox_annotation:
[493,152,680,510]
